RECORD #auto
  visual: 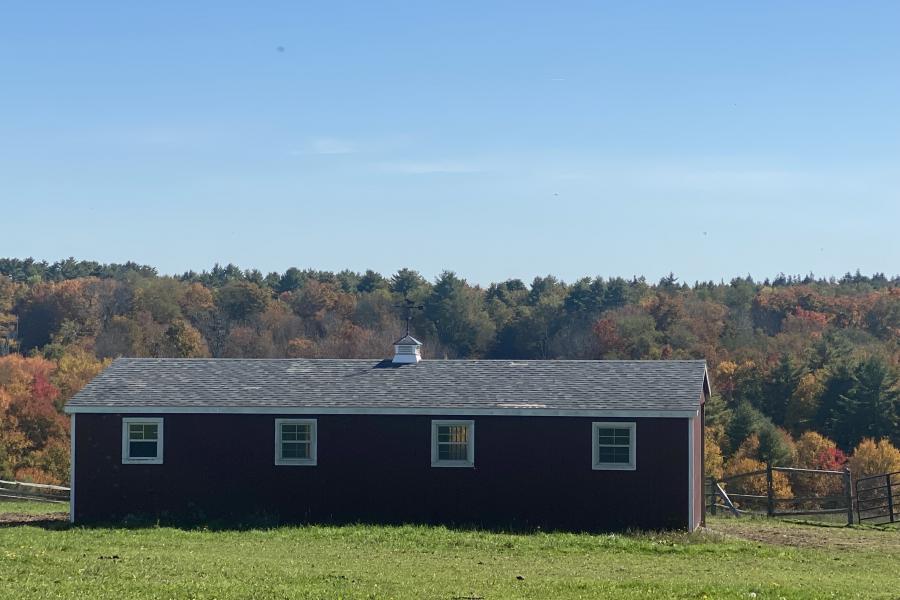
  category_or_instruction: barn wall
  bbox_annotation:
[74,413,691,531]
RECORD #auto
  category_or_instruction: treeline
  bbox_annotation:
[1,257,898,485]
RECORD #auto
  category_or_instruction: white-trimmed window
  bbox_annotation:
[122,418,164,464]
[275,419,317,466]
[431,420,474,468]
[592,422,636,470]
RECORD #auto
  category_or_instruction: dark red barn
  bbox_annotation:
[65,338,710,531]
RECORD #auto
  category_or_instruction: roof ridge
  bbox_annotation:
[110,357,707,364]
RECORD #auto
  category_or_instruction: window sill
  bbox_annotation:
[592,463,636,471]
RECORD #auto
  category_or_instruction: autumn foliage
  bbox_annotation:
[848,438,900,481]
[1,258,899,486]
[0,354,108,484]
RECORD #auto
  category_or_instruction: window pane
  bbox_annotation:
[438,425,468,444]
[598,428,629,446]
[597,445,631,464]
[281,423,310,443]
[128,423,158,443]
[438,442,468,461]
[448,443,468,460]
[129,441,158,458]
[282,441,310,459]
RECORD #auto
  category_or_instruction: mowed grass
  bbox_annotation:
[1,513,898,599]
[0,499,69,515]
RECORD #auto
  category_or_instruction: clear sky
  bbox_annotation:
[2,2,898,285]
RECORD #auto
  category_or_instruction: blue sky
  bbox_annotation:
[1,2,898,285]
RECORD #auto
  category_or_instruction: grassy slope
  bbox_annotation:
[1,517,899,600]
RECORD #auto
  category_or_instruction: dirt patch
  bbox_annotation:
[0,512,68,526]
[709,518,900,551]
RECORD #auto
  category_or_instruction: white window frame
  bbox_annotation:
[275,418,317,466]
[592,421,636,471]
[122,417,164,465]
[431,419,474,468]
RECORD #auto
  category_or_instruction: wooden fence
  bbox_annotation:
[707,464,854,525]
[0,480,70,503]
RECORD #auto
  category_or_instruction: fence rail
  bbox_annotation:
[0,480,70,504]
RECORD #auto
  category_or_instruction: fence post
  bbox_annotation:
[766,462,774,518]
[855,474,862,526]
[843,467,853,526]
[887,473,895,524]
[708,477,717,516]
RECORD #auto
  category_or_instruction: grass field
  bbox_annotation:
[1,503,898,599]
[0,499,70,515]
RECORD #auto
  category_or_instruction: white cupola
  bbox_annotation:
[392,334,423,364]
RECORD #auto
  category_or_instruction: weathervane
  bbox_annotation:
[394,298,424,337]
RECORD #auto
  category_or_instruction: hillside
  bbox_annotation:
[1,257,898,486]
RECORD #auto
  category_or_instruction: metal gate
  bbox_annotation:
[856,471,899,525]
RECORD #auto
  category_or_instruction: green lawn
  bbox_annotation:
[0,512,898,599]
[0,499,69,515]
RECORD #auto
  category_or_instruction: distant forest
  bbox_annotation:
[1,257,898,487]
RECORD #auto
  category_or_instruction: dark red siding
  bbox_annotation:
[73,413,691,531]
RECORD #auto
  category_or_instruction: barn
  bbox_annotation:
[64,337,710,531]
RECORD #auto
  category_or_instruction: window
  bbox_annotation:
[122,418,163,464]
[275,419,317,466]
[592,422,636,470]
[431,420,474,467]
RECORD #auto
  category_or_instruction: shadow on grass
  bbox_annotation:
[0,514,69,530]
[2,510,712,542]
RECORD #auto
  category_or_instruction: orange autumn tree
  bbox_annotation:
[849,438,900,482]
[0,355,70,484]
[53,348,110,407]
[791,431,847,501]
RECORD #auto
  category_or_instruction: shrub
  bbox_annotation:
[733,433,760,461]
[704,428,725,479]
[286,337,316,358]
[795,431,840,469]
[722,457,793,506]
[13,466,59,485]
[757,423,796,466]
[817,446,848,471]
[848,438,900,481]
[789,432,846,502]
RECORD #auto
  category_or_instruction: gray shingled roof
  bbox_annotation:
[64,358,709,416]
